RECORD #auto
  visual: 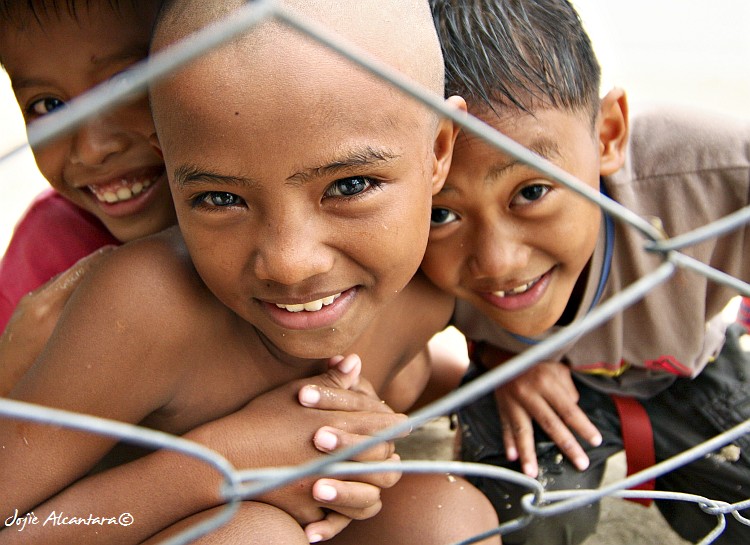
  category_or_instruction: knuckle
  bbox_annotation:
[352,501,382,520]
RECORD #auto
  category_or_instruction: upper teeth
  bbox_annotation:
[276,293,341,312]
[493,278,538,297]
[90,177,155,203]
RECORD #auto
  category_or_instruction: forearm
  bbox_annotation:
[0,440,228,545]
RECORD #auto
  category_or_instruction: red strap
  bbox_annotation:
[611,395,655,507]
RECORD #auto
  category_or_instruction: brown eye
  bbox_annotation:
[512,184,550,206]
[193,191,244,208]
[326,177,370,197]
[28,97,65,117]
[431,207,458,226]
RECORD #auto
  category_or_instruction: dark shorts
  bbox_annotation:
[457,324,750,545]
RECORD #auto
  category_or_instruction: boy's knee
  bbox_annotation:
[383,473,500,544]
[145,501,308,545]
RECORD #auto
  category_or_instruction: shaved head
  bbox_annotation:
[152,0,444,95]
[147,0,460,360]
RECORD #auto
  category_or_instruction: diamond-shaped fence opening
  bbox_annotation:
[1,2,748,544]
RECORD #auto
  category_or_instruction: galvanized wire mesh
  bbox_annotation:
[1,1,749,544]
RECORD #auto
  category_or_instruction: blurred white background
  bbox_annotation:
[1,1,750,253]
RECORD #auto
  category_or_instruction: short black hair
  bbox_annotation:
[0,0,140,30]
[430,0,601,121]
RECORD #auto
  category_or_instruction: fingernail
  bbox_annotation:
[315,429,338,451]
[299,386,321,407]
[575,457,590,471]
[590,433,602,447]
[315,483,337,501]
[329,355,345,365]
[505,446,518,461]
[522,463,538,478]
[308,533,323,543]
[338,354,359,374]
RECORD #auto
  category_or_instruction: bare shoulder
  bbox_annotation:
[398,270,455,326]
[69,226,212,329]
[37,227,220,400]
[356,271,454,389]
[377,271,454,345]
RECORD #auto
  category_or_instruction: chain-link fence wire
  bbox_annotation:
[1,1,749,544]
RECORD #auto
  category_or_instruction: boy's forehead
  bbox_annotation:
[153,0,444,96]
[151,11,436,152]
[153,42,427,169]
[0,1,155,79]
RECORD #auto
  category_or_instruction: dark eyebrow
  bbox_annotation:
[173,164,260,190]
[89,46,148,68]
[487,138,562,182]
[286,146,401,184]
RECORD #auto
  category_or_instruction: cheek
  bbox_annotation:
[128,100,157,140]
[375,198,431,284]
[32,142,67,187]
[554,200,601,265]
[421,239,460,290]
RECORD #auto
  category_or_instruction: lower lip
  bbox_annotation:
[85,173,165,219]
[260,288,357,330]
[479,269,553,311]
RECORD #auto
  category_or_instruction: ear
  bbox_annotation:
[430,95,466,195]
[597,88,629,176]
[149,132,164,160]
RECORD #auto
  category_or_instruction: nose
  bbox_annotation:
[467,220,531,280]
[252,212,335,286]
[69,115,130,166]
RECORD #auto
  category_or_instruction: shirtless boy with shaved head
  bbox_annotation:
[0,0,499,543]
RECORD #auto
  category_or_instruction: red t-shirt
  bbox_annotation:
[0,189,120,332]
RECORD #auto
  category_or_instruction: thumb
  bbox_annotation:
[306,354,362,393]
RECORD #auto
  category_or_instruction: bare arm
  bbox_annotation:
[0,356,405,544]
[0,245,187,523]
[0,247,114,396]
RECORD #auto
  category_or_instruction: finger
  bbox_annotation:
[331,411,408,438]
[497,391,537,477]
[526,399,591,472]
[312,479,384,520]
[299,384,394,413]
[510,410,538,478]
[305,512,353,543]
[304,354,362,394]
[548,393,603,449]
[494,389,520,462]
[313,426,397,461]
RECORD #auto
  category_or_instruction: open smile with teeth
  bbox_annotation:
[275,293,342,313]
[88,175,158,204]
[492,276,542,297]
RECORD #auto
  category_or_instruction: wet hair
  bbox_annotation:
[0,0,159,67]
[0,0,142,29]
[430,0,601,121]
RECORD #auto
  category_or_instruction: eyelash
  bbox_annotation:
[323,176,383,201]
[25,97,66,121]
[190,176,383,211]
[511,183,552,206]
[191,192,244,211]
